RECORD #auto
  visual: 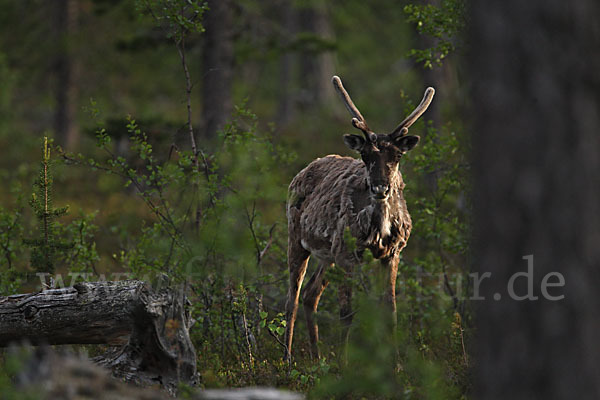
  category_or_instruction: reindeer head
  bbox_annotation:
[332,76,434,200]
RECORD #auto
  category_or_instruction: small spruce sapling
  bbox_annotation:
[24,137,72,282]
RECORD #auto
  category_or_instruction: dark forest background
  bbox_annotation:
[0,0,469,397]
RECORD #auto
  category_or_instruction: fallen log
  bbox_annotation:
[0,280,197,393]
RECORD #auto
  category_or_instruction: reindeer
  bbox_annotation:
[283,76,435,360]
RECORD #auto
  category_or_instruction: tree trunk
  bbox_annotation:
[276,0,296,128]
[53,0,79,149]
[202,0,234,141]
[0,280,197,392]
[296,0,335,110]
[470,0,600,398]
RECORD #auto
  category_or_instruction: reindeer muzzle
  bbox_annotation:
[370,184,390,200]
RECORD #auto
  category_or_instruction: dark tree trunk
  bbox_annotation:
[53,0,79,149]
[470,0,600,398]
[202,0,234,140]
[418,32,443,192]
[296,1,335,110]
[276,0,296,128]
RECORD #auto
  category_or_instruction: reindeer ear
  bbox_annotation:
[393,135,420,153]
[343,134,366,152]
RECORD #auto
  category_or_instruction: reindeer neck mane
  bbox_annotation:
[353,170,406,244]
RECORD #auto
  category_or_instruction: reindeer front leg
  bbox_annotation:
[381,251,401,368]
[381,252,399,322]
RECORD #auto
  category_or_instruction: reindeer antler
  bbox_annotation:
[390,87,435,137]
[332,76,377,143]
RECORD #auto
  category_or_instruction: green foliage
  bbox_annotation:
[65,114,187,277]
[65,99,293,283]
[404,0,466,68]
[57,211,101,275]
[23,138,72,275]
[311,298,399,399]
[0,137,103,293]
[398,115,471,396]
[260,310,287,337]
[136,0,208,40]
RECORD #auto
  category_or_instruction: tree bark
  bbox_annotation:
[53,0,79,149]
[296,0,335,110]
[202,0,234,140]
[470,0,600,398]
[276,0,296,128]
[0,280,197,392]
[1,281,134,346]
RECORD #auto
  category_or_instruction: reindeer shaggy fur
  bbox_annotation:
[284,76,434,360]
